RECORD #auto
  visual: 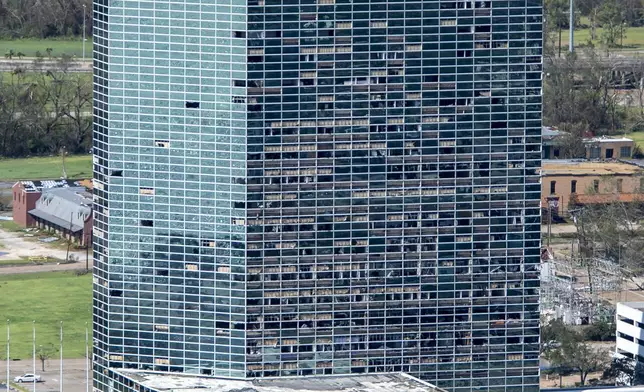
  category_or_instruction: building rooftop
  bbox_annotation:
[28,187,92,232]
[114,371,444,392]
[585,136,634,143]
[18,179,80,193]
[542,160,642,176]
[542,126,564,141]
[619,302,644,311]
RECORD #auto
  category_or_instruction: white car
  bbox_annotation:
[14,374,41,383]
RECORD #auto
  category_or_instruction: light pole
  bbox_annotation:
[569,0,574,53]
[82,4,87,62]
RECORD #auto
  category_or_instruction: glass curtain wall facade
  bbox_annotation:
[92,0,542,391]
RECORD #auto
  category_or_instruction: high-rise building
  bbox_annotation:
[92,0,542,391]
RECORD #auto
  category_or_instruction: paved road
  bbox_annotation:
[1,358,90,392]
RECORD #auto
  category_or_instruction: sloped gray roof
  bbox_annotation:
[29,187,92,232]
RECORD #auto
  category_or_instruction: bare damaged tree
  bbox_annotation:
[572,190,644,291]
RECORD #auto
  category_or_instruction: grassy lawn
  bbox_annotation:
[0,155,92,181]
[551,26,644,52]
[0,39,92,59]
[0,221,22,232]
[0,271,92,359]
[623,131,644,148]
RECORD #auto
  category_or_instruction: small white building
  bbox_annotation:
[616,302,644,361]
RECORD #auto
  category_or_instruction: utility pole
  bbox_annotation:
[32,321,35,392]
[82,4,87,62]
[6,320,9,392]
[85,323,89,392]
[547,201,553,247]
[59,322,63,392]
[569,0,574,52]
[61,146,67,179]
[85,233,90,272]
[66,211,73,262]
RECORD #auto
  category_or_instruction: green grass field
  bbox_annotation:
[0,39,92,59]
[0,221,21,232]
[0,155,92,181]
[624,131,644,147]
[553,26,644,51]
[0,271,92,359]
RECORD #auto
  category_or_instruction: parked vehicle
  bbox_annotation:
[13,374,41,383]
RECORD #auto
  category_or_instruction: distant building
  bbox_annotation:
[542,127,565,159]
[105,371,445,392]
[541,160,643,213]
[585,137,634,160]
[12,180,78,227]
[12,180,93,246]
[616,303,644,361]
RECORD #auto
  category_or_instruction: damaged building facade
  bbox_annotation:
[92,0,542,391]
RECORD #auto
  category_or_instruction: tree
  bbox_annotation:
[45,47,53,60]
[35,344,57,372]
[577,0,604,40]
[603,357,644,386]
[16,52,24,60]
[547,337,610,385]
[584,319,616,341]
[572,196,644,291]
[545,0,569,57]
[598,0,627,48]
[553,124,588,159]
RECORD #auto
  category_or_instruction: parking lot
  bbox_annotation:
[1,358,90,392]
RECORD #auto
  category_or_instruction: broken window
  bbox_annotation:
[185,101,200,108]
[155,140,170,148]
[141,220,154,227]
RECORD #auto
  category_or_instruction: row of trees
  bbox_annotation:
[545,0,642,52]
[0,0,91,38]
[543,43,644,157]
[542,318,644,386]
[0,60,92,157]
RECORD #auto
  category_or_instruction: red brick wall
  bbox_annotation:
[12,183,41,227]
[82,212,93,247]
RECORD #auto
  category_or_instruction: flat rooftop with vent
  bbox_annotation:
[108,371,445,392]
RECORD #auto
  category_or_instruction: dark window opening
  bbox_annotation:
[110,170,123,177]
[110,290,123,297]
[571,180,577,193]
[141,220,154,227]
[233,80,246,87]
[156,269,169,276]
[593,179,600,192]
[606,148,614,159]
[549,181,556,194]
[233,31,246,38]
[185,101,200,108]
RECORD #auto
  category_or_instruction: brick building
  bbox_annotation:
[12,180,93,246]
[541,160,643,214]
